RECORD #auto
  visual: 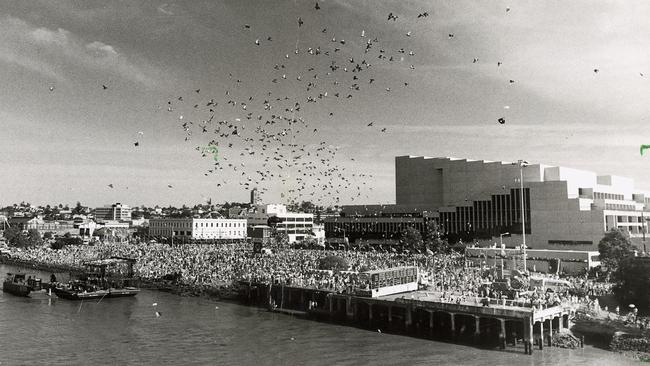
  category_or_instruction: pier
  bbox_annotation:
[240,282,576,354]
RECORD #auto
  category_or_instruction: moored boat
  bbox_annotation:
[3,273,33,297]
[52,257,140,301]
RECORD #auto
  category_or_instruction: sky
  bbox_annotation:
[1,0,649,208]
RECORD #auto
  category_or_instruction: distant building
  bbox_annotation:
[149,218,247,240]
[95,203,132,222]
[7,216,74,236]
[247,204,313,243]
[228,207,249,219]
[250,188,261,205]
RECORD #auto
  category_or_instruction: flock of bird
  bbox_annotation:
[46,3,646,206]
[158,4,441,205]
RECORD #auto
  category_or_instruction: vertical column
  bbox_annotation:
[523,317,533,355]
[499,318,506,350]
[300,291,305,311]
[368,303,373,328]
[388,306,392,324]
[346,296,353,321]
[474,316,480,343]
[328,295,334,319]
[405,305,413,329]
[548,318,553,347]
[558,315,563,332]
[449,312,456,338]
[429,311,435,335]
[539,321,544,350]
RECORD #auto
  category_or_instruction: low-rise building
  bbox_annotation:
[247,204,314,243]
[149,218,247,240]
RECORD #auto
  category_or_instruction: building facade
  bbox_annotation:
[329,156,650,252]
[149,218,247,240]
[247,204,314,243]
[95,203,132,222]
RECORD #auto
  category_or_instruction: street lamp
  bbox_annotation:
[500,232,510,275]
[514,160,529,272]
[500,232,510,247]
[642,211,648,254]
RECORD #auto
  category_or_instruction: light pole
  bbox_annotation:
[514,160,529,272]
[500,232,510,275]
[643,210,648,254]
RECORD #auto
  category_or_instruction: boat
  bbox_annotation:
[52,257,140,301]
[52,281,139,300]
[3,273,44,297]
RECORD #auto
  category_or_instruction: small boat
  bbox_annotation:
[52,257,140,301]
[3,273,35,297]
[52,281,139,300]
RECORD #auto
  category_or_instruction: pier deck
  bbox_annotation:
[241,282,578,354]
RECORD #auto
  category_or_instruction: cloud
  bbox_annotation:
[86,41,118,57]
[0,15,160,87]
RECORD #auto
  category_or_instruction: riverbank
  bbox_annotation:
[0,255,240,301]
[571,310,650,360]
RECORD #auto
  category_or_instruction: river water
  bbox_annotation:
[0,264,639,366]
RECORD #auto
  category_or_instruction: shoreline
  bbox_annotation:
[4,254,649,359]
[0,255,240,301]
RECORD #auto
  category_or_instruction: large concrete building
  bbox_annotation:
[329,156,650,252]
[149,218,247,240]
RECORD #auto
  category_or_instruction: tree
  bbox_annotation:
[72,201,83,215]
[3,227,28,248]
[423,220,449,253]
[300,201,315,213]
[26,229,42,247]
[598,228,635,271]
[318,255,349,271]
[43,231,54,240]
[613,257,650,315]
[400,226,423,252]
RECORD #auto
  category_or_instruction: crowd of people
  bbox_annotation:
[3,240,608,310]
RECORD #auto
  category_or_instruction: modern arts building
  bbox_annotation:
[326,156,650,252]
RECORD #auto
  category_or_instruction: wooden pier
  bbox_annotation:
[239,281,577,354]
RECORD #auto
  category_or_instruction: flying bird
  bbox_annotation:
[498,117,506,124]
[315,2,320,10]
[108,184,114,189]
[298,17,304,27]
[417,12,429,18]
[387,12,398,21]
[102,84,108,90]
[167,184,173,188]
[49,86,55,92]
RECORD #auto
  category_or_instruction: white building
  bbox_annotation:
[247,204,314,243]
[375,156,650,251]
[95,203,132,222]
[149,218,247,240]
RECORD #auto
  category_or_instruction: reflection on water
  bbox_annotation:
[0,264,637,366]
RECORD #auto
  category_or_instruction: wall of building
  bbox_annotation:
[149,218,247,240]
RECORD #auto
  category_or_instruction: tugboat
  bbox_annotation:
[52,257,140,300]
[3,273,43,297]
